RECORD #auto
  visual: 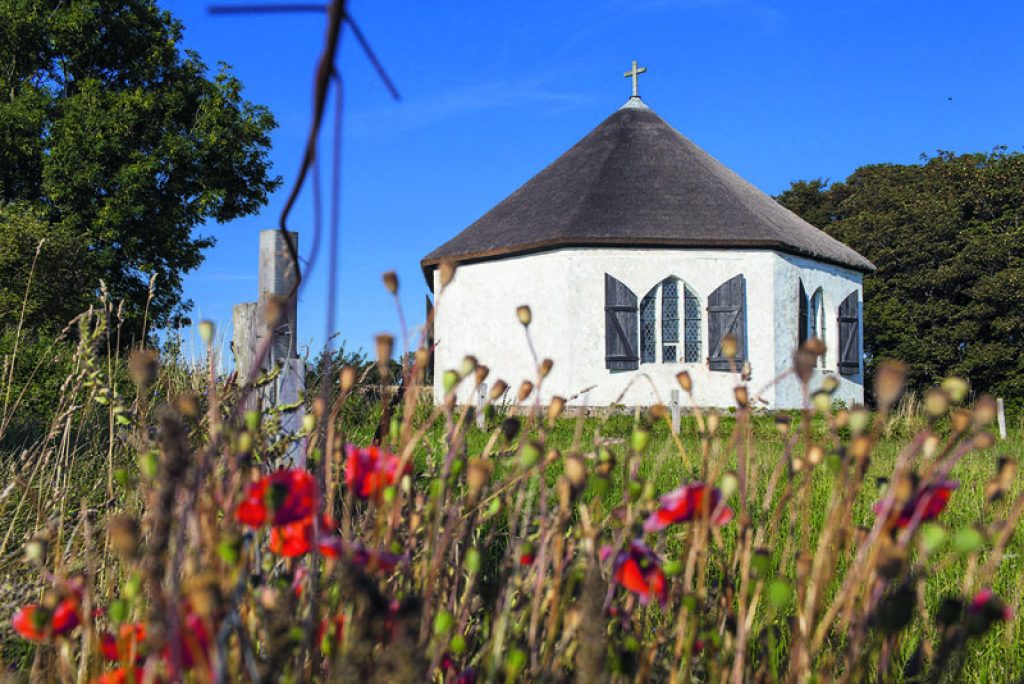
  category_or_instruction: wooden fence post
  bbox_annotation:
[670,389,681,435]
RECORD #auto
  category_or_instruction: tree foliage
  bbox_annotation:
[778,150,1024,398]
[0,0,280,336]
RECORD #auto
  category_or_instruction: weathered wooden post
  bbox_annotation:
[670,389,681,435]
[997,397,1007,440]
[233,229,306,465]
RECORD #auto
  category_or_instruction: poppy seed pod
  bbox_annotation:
[924,388,950,417]
[439,260,457,288]
[874,361,907,408]
[129,348,160,388]
[517,380,534,403]
[488,380,508,402]
[475,364,490,386]
[734,386,749,408]
[198,320,215,345]
[516,305,532,327]
[793,347,816,384]
[382,271,399,294]
[821,374,840,394]
[547,396,566,426]
[539,358,554,378]
[941,376,970,404]
[973,394,998,426]
[340,365,357,392]
[676,371,692,393]
[375,334,394,368]
[721,334,738,359]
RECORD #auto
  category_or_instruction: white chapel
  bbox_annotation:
[421,64,874,410]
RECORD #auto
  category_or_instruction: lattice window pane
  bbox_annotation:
[684,287,701,363]
[640,293,656,364]
[661,279,679,364]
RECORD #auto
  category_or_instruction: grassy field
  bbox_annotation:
[1,311,1023,682]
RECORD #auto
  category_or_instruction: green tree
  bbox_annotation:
[777,150,1024,398]
[0,0,279,336]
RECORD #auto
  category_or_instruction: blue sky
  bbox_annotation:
[169,0,1024,361]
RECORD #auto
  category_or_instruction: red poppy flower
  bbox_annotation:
[268,515,342,558]
[643,483,734,532]
[12,598,80,641]
[519,542,536,566]
[236,468,317,528]
[170,605,211,674]
[875,480,958,528]
[344,445,409,499]
[100,622,147,662]
[612,541,668,605]
[91,667,149,684]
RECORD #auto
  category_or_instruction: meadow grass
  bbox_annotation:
[0,301,1022,682]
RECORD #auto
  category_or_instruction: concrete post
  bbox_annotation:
[279,358,306,465]
[232,301,259,412]
[670,389,681,435]
[475,383,487,430]
[258,230,299,367]
[997,397,1007,440]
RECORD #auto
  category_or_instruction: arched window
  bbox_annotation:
[809,288,825,367]
[639,278,701,364]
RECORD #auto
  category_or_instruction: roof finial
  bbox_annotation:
[624,60,647,99]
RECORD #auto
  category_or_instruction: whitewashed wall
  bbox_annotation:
[772,253,864,408]
[432,247,864,409]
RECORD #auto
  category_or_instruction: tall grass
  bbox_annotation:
[0,281,1022,683]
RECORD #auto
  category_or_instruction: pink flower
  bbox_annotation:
[644,483,733,532]
[612,541,667,605]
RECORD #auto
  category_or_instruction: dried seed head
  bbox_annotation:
[721,334,738,359]
[973,431,995,450]
[474,364,490,386]
[517,380,534,403]
[806,444,825,466]
[375,334,394,368]
[924,389,950,417]
[538,358,554,378]
[774,413,792,435]
[649,404,668,420]
[676,371,693,393]
[565,452,587,491]
[706,413,720,435]
[720,471,739,499]
[108,515,141,559]
[129,348,160,387]
[734,386,749,408]
[805,337,826,357]
[922,433,940,459]
[340,365,357,392]
[264,296,285,326]
[973,394,998,426]
[951,409,972,434]
[382,271,399,294]
[851,435,873,462]
[941,376,970,404]
[175,394,199,419]
[874,361,907,409]
[833,409,850,429]
[741,360,752,381]
[821,374,840,394]
[312,396,326,419]
[547,396,566,426]
[439,260,457,288]
[516,305,532,327]
[489,380,509,402]
[793,347,816,384]
[24,536,48,565]
[986,457,1017,501]
[791,457,806,473]
[466,458,493,500]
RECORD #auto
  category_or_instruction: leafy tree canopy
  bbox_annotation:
[777,149,1024,398]
[0,0,280,336]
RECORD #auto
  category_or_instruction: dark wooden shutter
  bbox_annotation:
[605,274,639,370]
[707,274,746,372]
[838,291,860,376]
[798,280,809,347]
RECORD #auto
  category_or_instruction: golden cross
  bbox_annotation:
[623,60,647,98]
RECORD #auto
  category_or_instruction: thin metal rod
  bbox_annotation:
[208,4,325,14]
